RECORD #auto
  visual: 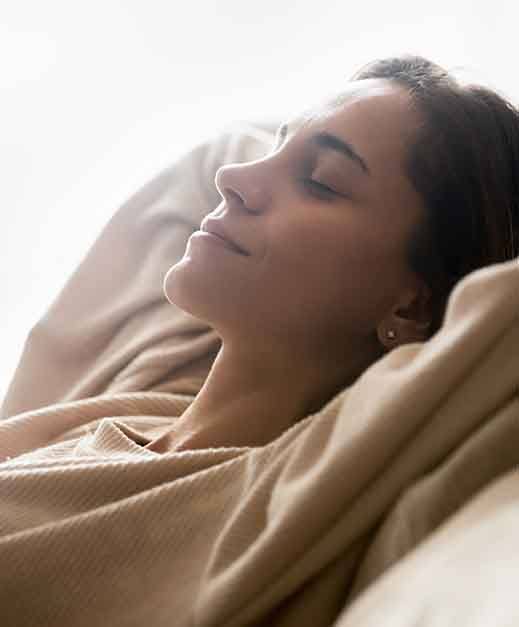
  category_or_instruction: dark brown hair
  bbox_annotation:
[351,55,519,335]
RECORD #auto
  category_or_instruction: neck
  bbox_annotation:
[154,338,377,452]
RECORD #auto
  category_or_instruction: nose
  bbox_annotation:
[214,161,269,214]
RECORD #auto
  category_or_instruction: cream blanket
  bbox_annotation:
[1,122,518,626]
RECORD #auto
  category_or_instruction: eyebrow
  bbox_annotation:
[312,131,371,176]
[278,121,371,176]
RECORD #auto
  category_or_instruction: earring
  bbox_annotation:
[386,329,396,340]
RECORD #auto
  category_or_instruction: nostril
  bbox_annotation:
[226,187,246,205]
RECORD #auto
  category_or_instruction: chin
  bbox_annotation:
[162,261,213,325]
[163,261,190,306]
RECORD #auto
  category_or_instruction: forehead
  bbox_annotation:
[326,78,409,109]
[293,78,412,127]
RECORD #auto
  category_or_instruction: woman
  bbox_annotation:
[145,54,519,453]
[0,54,518,627]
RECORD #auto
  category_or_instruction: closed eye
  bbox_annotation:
[302,179,339,198]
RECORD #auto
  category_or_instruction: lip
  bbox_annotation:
[199,219,249,256]
[191,230,245,255]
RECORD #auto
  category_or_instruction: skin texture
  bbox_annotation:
[147,78,434,453]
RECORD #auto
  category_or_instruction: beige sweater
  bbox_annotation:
[1,121,518,626]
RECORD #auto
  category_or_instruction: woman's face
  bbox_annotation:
[164,78,428,364]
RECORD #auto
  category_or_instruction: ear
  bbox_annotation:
[376,282,433,350]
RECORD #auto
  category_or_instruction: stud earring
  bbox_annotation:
[386,329,396,339]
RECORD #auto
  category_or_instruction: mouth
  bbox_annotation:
[200,226,249,256]
[192,230,248,256]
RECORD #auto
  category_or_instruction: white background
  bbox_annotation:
[0,0,515,403]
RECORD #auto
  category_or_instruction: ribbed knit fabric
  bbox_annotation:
[0,391,194,462]
[0,121,518,626]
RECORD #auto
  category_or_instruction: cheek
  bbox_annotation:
[297,224,404,317]
[270,222,387,309]
[300,221,389,280]
[279,219,384,282]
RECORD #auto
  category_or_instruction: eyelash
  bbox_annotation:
[302,179,337,199]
